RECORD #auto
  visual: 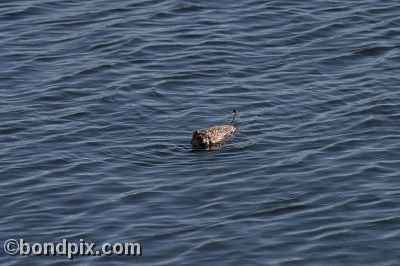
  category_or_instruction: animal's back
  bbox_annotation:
[206,124,236,144]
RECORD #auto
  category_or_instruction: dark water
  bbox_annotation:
[1,0,400,265]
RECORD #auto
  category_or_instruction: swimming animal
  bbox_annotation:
[191,109,239,148]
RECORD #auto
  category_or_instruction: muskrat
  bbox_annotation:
[191,109,239,148]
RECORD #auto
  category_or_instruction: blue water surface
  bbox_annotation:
[1,0,400,265]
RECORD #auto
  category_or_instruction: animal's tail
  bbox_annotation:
[231,109,239,126]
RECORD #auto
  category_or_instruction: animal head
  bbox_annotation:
[191,130,210,147]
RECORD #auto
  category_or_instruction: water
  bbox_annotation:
[1,0,399,265]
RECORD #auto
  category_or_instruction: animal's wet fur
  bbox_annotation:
[191,109,239,148]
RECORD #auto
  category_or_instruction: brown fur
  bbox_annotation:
[191,109,239,148]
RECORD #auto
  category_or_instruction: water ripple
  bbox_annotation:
[1,0,400,265]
